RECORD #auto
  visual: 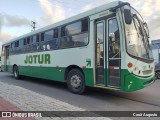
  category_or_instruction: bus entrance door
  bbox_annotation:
[4,46,10,71]
[95,21,105,85]
[107,17,121,88]
[95,17,121,88]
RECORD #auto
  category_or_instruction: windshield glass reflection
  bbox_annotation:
[125,7,153,60]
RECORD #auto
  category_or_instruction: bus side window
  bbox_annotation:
[36,34,40,42]
[32,35,37,44]
[44,30,54,41]
[60,37,74,48]
[82,18,88,32]
[41,33,44,42]
[14,41,19,54]
[23,38,27,53]
[54,28,58,38]
[47,39,59,50]
[16,41,19,47]
[19,39,24,53]
[11,42,15,55]
[30,35,39,52]
[27,37,32,52]
[60,20,88,48]
[4,45,10,59]
[27,37,30,44]
[72,33,88,47]
[61,27,65,37]
[46,44,50,50]
[65,21,81,35]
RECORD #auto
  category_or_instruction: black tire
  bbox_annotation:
[67,69,85,94]
[13,66,20,79]
[156,71,160,79]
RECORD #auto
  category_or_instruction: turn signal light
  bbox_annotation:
[128,63,133,68]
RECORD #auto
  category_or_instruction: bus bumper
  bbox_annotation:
[123,73,156,92]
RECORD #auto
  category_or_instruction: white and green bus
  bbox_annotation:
[1,1,155,94]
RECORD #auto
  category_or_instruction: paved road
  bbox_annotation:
[0,72,160,112]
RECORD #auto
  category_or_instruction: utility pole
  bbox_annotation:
[31,21,36,31]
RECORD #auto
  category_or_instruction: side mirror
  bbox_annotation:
[124,8,132,24]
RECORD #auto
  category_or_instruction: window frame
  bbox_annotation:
[60,17,89,49]
[8,17,90,55]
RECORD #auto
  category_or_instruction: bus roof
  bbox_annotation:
[2,1,121,46]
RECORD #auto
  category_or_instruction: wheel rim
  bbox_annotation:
[70,75,81,89]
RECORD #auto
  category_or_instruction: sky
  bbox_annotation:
[0,0,160,46]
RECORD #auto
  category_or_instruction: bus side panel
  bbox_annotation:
[83,68,94,87]
[19,66,32,76]
[19,66,65,82]
[32,66,65,81]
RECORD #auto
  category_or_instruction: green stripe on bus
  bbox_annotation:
[7,65,155,92]
[7,65,94,87]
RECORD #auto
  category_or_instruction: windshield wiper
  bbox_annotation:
[132,14,139,37]
[132,14,144,39]
[132,14,150,58]
[143,22,150,38]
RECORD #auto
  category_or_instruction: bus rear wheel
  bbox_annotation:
[67,69,85,94]
[13,66,20,79]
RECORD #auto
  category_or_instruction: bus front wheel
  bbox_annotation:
[67,69,85,94]
[13,66,20,79]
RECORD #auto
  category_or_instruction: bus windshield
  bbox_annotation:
[125,7,153,60]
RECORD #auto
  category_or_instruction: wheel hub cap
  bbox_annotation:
[71,75,81,89]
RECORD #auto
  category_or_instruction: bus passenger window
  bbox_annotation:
[72,33,88,47]
[10,43,15,54]
[19,39,24,48]
[36,34,40,42]
[16,41,19,47]
[61,27,65,37]
[24,38,27,45]
[11,43,14,49]
[48,39,59,50]
[82,18,88,32]
[54,28,58,38]
[46,44,50,50]
[44,30,54,41]
[43,45,46,51]
[27,37,32,44]
[65,22,81,35]
[41,33,44,41]
[32,35,37,44]
[60,37,74,48]
[37,44,40,51]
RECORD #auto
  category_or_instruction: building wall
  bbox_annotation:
[151,39,160,65]
[152,49,159,64]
